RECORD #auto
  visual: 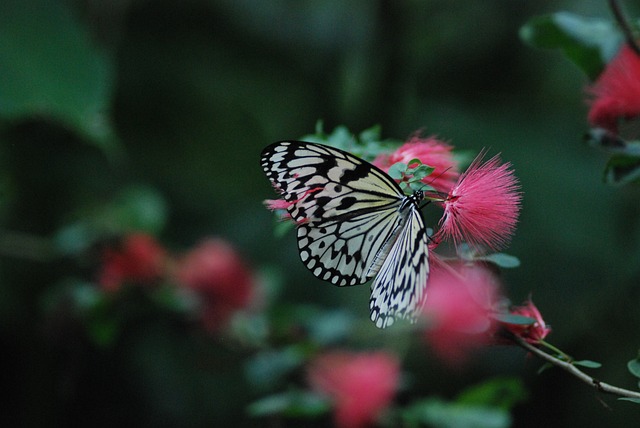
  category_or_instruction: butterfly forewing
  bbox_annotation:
[261,140,430,328]
[261,141,404,224]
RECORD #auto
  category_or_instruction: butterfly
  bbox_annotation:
[261,141,429,328]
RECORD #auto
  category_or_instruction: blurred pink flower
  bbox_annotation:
[373,134,459,193]
[175,238,255,332]
[435,153,521,250]
[421,262,502,365]
[98,233,166,292]
[307,351,400,428]
[587,44,640,133]
[503,300,551,344]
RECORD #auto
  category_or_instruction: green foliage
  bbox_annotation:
[403,378,526,428]
[572,360,602,369]
[492,313,536,326]
[520,12,622,79]
[585,128,640,185]
[302,121,402,160]
[53,185,167,256]
[0,0,117,153]
[627,355,640,379]
[603,155,640,186]
[247,390,330,418]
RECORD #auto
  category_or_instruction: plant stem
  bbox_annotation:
[513,335,640,400]
[609,0,640,56]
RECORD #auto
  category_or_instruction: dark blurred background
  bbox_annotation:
[2,0,640,426]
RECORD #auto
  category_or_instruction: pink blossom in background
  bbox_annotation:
[373,135,459,193]
[421,262,502,366]
[435,153,521,250]
[587,44,640,133]
[503,300,551,344]
[307,351,400,428]
[175,238,255,332]
[98,233,166,292]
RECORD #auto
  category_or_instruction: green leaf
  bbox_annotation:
[403,398,511,428]
[586,128,640,156]
[537,362,554,375]
[53,185,168,255]
[481,252,521,268]
[359,124,382,143]
[627,357,640,379]
[492,313,536,326]
[247,390,330,418]
[618,397,640,404]
[520,12,623,79]
[409,164,435,181]
[244,346,306,390]
[388,162,407,180]
[0,0,118,153]
[573,360,602,369]
[603,155,640,186]
[455,377,528,411]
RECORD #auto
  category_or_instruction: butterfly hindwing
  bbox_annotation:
[297,203,405,286]
[369,208,429,328]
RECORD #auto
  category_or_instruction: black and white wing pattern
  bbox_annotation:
[260,141,429,328]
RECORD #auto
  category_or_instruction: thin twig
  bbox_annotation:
[513,335,640,400]
[609,0,640,56]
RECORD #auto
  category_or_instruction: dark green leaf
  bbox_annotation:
[455,377,528,411]
[482,253,521,268]
[573,360,602,369]
[618,397,640,404]
[586,128,640,156]
[0,0,118,152]
[537,362,554,375]
[403,398,511,428]
[520,12,622,79]
[603,155,640,186]
[627,357,640,379]
[53,185,168,255]
[244,346,306,390]
[492,313,536,326]
[247,390,330,418]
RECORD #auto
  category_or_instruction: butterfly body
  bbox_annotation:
[261,141,429,328]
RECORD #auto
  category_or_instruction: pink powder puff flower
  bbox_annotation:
[373,134,459,193]
[307,351,400,428]
[435,152,521,250]
[587,44,640,133]
[421,261,502,366]
[98,233,166,292]
[175,238,256,332]
[503,300,551,344]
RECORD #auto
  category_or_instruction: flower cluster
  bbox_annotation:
[587,44,640,133]
[98,233,257,332]
[372,134,460,193]
[307,351,400,428]
[421,261,501,365]
[502,300,551,344]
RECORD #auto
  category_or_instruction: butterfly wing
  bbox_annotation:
[369,207,429,328]
[261,140,429,328]
[261,141,406,285]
